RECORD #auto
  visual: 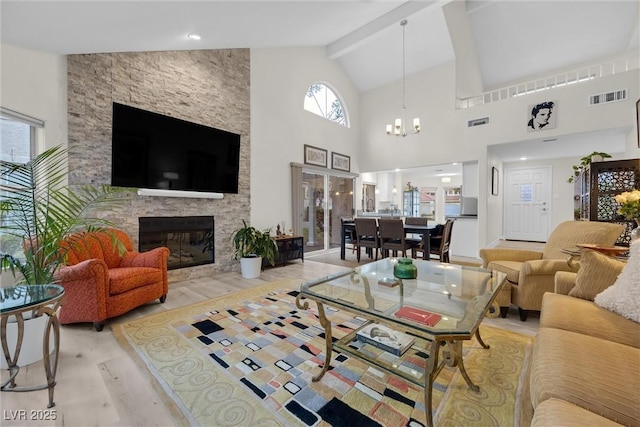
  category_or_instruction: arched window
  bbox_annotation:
[304,83,348,127]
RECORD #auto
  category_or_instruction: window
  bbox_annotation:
[304,83,348,127]
[0,108,42,261]
[420,187,437,219]
[444,186,461,216]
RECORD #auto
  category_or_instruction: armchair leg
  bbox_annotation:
[94,321,105,332]
[159,295,167,303]
[518,308,529,322]
[500,306,509,318]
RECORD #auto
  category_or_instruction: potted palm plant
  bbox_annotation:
[0,144,129,365]
[231,220,278,279]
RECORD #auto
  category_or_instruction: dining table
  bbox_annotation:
[340,221,436,260]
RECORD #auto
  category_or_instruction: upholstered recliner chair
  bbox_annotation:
[479,220,624,321]
[55,228,170,331]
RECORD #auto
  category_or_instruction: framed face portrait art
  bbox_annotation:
[527,101,556,132]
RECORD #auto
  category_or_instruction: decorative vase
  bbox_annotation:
[631,218,640,242]
[394,257,417,279]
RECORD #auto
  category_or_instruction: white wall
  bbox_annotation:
[1,44,67,152]
[3,41,639,256]
[250,47,361,231]
[0,44,67,286]
[360,56,640,250]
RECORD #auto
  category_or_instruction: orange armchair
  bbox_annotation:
[55,228,169,331]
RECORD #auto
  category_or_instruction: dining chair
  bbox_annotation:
[404,216,428,245]
[379,218,418,258]
[404,216,428,225]
[340,216,356,254]
[415,219,454,263]
[353,218,380,262]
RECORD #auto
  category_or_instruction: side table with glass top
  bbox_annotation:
[1,284,64,408]
[296,258,506,427]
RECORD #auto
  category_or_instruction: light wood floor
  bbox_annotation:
[1,246,541,427]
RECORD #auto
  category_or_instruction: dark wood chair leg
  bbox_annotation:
[500,306,509,318]
[94,321,105,332]
[159,295,167,303]
[518,308,529,322]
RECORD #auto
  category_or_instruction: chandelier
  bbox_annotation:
[386,20,420,137]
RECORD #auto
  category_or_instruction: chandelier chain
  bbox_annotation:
[402,19,407,111]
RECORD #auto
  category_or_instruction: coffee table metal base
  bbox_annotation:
[296,293,482,427]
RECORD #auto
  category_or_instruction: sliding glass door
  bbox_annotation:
[296,169,354,254]
[302,172,325,252]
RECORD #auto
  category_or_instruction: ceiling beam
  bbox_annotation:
[327,1,446,59]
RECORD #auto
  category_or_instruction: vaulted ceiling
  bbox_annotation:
[2,1,639,169]
[2,1,638,94]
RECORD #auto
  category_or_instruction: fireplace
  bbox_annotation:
[139,216,214,270]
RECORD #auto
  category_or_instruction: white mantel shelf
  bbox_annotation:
[137,188,224,199]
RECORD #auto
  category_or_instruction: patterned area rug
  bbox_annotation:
[113,279,533,427]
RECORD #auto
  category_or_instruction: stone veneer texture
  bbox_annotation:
[67,49,250,281]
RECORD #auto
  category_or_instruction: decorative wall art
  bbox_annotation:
[331,152,351,172]
[527,100,556,132]
[304,145,328,168]
[636,99,640,148]
[492,167,499,196]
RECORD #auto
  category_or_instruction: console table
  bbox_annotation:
[1,284,64,408]
[270,235,304,266]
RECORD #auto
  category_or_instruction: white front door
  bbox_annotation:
[504,166,551,242]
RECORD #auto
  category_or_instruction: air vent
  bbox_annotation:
[467,117,489,127]
[589,89,627,105]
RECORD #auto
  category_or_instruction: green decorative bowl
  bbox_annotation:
[394,257,417,279]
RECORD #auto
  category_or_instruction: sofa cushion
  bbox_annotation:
[568,249,624,300]
[594,240,640,323]
[532,398,624,427]
[487,260,521,283]
[109,267,163,295]
[530,328,640,426]
[540,293,640,348]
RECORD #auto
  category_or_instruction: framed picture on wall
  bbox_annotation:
[491,167,499,196]
[526,101,556,132]
[304,145,328,168]
[636,98,640,148]
[331,152,350,172]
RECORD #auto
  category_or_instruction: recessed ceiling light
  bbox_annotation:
[520,157,528,161]
[188,33,202,41]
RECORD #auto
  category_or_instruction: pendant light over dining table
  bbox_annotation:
[386,19,420,137]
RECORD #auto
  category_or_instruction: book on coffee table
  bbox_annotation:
[394,306,442,326]
[356,323,415,356]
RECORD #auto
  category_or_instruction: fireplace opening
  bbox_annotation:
[139,216,214,270]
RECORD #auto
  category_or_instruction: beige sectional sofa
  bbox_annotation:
[528,247,640,426]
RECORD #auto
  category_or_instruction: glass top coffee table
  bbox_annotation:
[296,258,506,427]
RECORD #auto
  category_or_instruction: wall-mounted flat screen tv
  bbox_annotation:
[111,102,240,194]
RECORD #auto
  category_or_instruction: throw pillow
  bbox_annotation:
[594,240,640,323]
[568,249,625,301]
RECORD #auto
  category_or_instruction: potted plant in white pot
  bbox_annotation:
[231,220,278,279]
[0,145,129,366]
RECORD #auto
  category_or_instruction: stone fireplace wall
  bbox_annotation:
[67,50,250,281]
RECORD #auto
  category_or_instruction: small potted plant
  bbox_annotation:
[231,220,278,278]
[567,151,612,183]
